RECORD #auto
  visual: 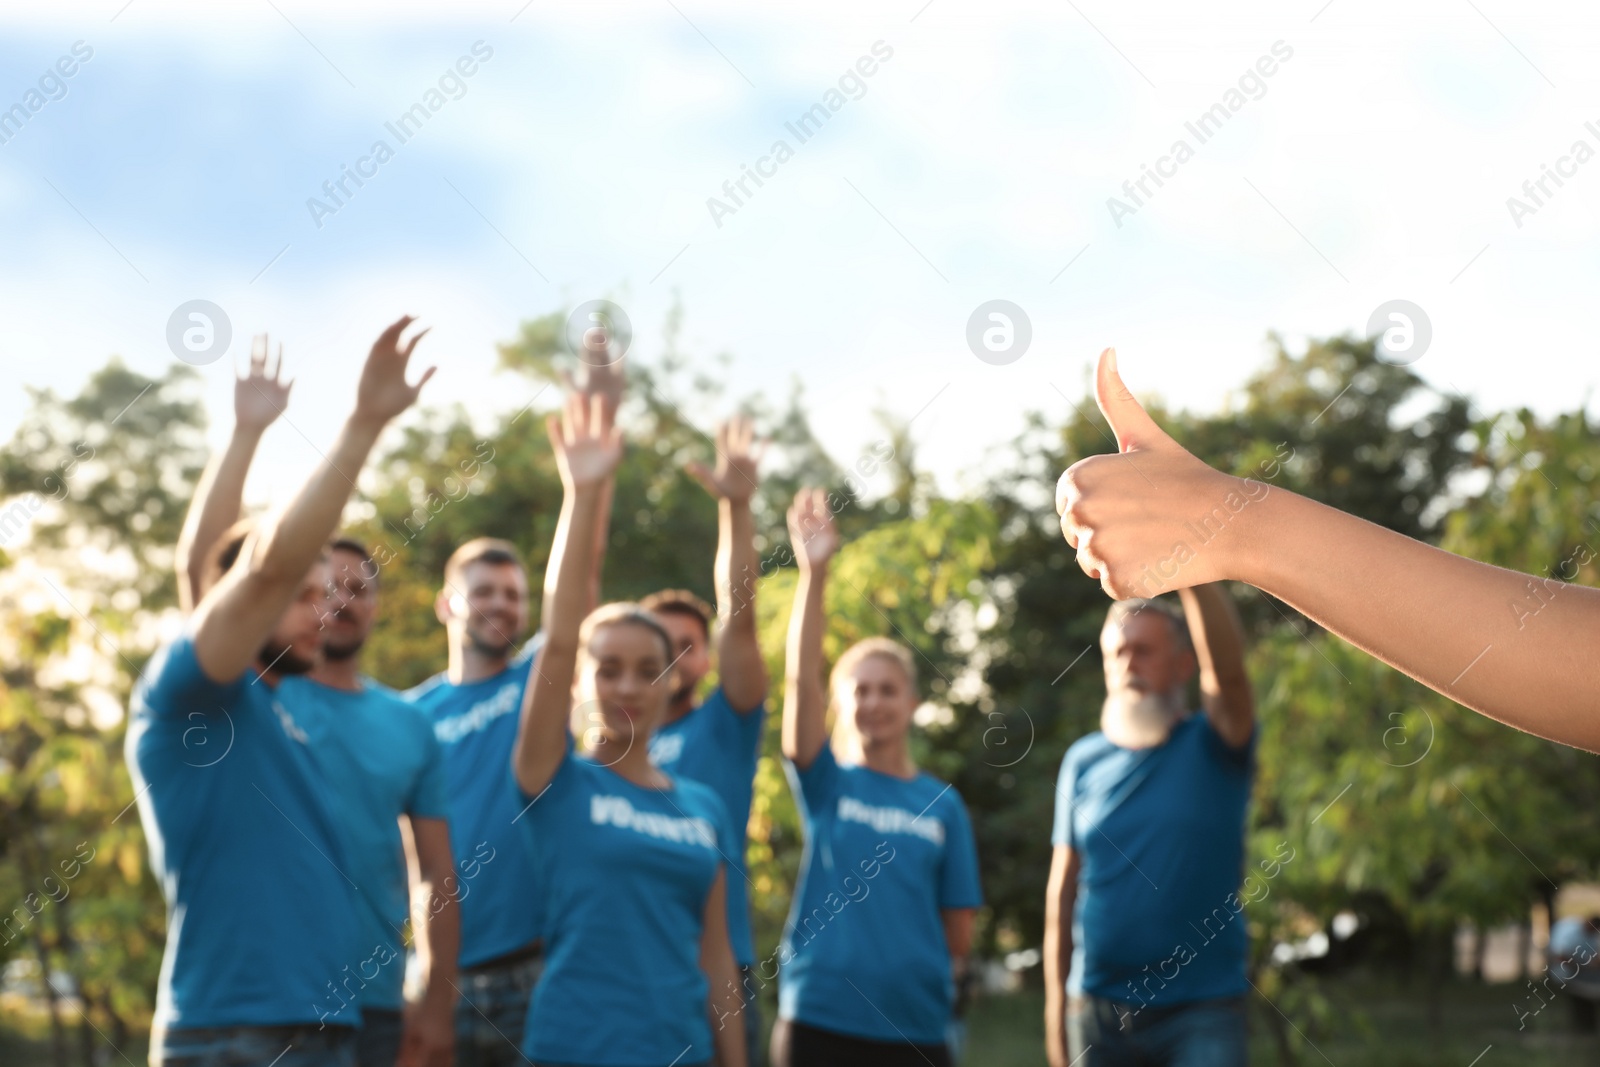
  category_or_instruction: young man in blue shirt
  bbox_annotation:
[641,413,771,1065]
[128,316,434,1067]
[173,338,460,1067]
[1044,584,1256,1067]
[284,538,460,1067]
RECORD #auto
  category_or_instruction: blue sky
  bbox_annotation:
[4,0,1600,511]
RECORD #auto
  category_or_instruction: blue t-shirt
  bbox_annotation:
[779,746,983,1044]
[1052,713,1255,1007]
[124,636,362,1029]
[519,752,736,1066]
[648,686,765,966]
[403,636,544,968]
[279,676,449,1010]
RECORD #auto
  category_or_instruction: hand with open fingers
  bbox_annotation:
[687,415,764,504]
[570,325,627,421]
[355,315,437,425]
[787,487,840,570]
[235,334,293,431]
[1055,348,1251,599]
[548,390,623,490]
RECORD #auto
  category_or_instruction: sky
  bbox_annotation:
[4,0,1600,512]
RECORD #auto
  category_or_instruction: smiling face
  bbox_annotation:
[440,558,528,659]
[653,610,710,704]
[836,652,917,751]
[578,619,673,747]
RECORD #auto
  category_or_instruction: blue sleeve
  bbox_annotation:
[1051,749,1078,849]
[135,635,246,719]
[1200,714,1257,774]
[409,719,451,820]
[786,743,840,823]
[939,792,984,909]
[708,685,766,760]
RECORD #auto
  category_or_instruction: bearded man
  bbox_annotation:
[1044,584,1256,1067]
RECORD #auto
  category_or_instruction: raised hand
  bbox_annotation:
[787,487,840,570]
[354,315,436,426]
[235,334,293,432]
[547,390,623,490]
[1055,348,1251,599]
[577,325,628,421]
[687,415,763,504]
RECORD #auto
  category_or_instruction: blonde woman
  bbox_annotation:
[509,393,745,1067]
[773,488,983,1067]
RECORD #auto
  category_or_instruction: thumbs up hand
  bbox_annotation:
[1055,348,1261,599]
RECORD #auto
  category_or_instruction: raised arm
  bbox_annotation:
[1177,583,1254,748]
[781,488,840,769]
[191,317,433,682]
[175,337,293,612]
[512,392,622,797]
[687,415,769,713]
[1056,348,1600,753]
[577,327,625,618]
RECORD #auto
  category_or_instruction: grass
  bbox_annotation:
[4,977,1599,1066]
[963,978,1600,1066]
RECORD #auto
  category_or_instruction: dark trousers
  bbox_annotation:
[1067,994,1248,1067]
[455,947,544,1067]
[356,1008,403,1067]
[769,1018,953,1067]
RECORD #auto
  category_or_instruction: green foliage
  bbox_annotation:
[3,312,1596,1067]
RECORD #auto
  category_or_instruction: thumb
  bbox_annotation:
[1094,347,1166,453]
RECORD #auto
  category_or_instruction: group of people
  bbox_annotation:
[126,319,1600,1067]
[128,320,982,1067]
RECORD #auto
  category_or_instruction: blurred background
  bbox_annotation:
[5,1,1600,1063]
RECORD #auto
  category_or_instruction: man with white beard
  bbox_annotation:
[1044,584,1256,1067]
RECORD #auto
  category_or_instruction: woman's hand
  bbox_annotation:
[1055,348,1258,598]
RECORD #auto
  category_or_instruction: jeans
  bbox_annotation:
[1067,994,1248,1067]
[740,963,764,1067]
[455,951,543,1067]
[152,1024,356,1067]
[356,1009,403,1067]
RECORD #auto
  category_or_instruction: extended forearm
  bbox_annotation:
[717,498,768,709]
[514,484,603,791]
[1239,488,1600,750]
[177,425,265,610]
[782,563,828,764]
[249,415,384,584]
[585,475,615,618]
[1177,583,1251,726]
[718,499,759,629]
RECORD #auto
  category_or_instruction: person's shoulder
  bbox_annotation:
[1062,730,1113,767]
[915,770,970,813]
[400,671,451,708]
[675,775,730,822]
